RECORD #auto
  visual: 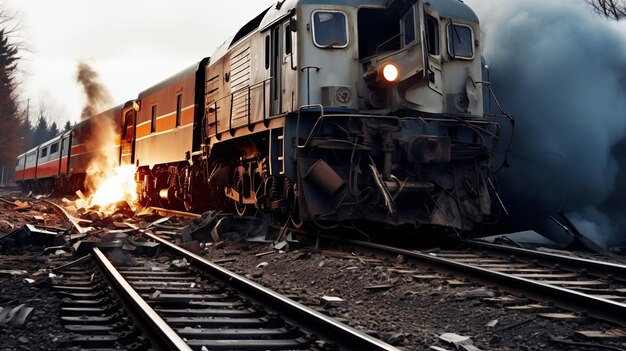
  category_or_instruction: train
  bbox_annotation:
[16,0,507,234]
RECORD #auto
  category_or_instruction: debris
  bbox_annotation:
[23,278,35,284]
[149,289,162,299]
[538,313,587,321]
[255,250,275,258]
[210,217,224,242]
[172,258,190,268]
[385,332,405,346]
[412,274,445,281]
[446,279,471,287]
[14,200,31,211]
[274,240,288,251]
[73,239,100,255]
[455,289,496,299]
[364,284,394,291]
[178,240,202,255]
[1,224,66,248]
[574,329,626,341]
[485,319,498,328]
[0,270,28,276]
[256,262,269,268]
[321,295,345,308]
[212,258,237,264]
[505,304,555,313]
[429,347,451,351]
[76,189,87,201]
[438,333,481,350]
[128,240,160,256]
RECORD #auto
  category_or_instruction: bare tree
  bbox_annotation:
[587,0,626,20]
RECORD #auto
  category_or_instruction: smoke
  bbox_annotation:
[465,0,626,246]
[75,61,118,194]
[76,61,112,121]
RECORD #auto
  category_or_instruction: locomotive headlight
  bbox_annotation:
[382,63,399,82]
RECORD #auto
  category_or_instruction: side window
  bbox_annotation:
[151,105,157,133]
[284,23,292,55]
[40,147,48,158]
[176,94,182,127]
[312,11,348,48]
[50,142,59,154]
[403,6,416,46]
[447,23,474,59]
[426,16,440,55]
[265,35,270,69]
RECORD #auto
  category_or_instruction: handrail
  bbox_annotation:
[296,104,324,149]
[300,66,320,105]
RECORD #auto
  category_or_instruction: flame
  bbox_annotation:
[91,165,138,211]
[75,62,139,214]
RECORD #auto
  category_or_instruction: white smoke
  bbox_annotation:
[465,0,626,246]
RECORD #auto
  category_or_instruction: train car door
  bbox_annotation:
[281,19,297,113]
[269,25,283,116]
[120,103,138,165]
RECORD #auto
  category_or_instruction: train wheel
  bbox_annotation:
[232,172,247,216]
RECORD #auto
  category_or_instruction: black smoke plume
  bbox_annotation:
[76,61,112,121]
[467,0,626,246]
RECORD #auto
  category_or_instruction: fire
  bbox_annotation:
[91,165,138,210]
[75,62,139,214]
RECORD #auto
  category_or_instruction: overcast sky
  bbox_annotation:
[8,0,273,125]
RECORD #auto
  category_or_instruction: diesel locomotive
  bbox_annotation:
[16,0,506,233]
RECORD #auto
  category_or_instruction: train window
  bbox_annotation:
[176,94,182,127]
[447,23,474,59]
[40,148,48,158]
[265,35,270,69]
[151,105,157,133]
[403,6,416,46]
[357,8,400,58]
[426,16,439,55]
[50,142,59,154]
[312,10,348,49]
[284,23,292,55]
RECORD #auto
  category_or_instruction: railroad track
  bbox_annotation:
[47,203,398,351]
[319,235,626,327]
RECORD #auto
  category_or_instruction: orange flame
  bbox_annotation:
[91,165,138,211]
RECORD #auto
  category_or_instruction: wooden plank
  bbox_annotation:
[483,296,530,306]
[447,279,471,287]
[538,313,587,321]
[412,275,445,281]
[506,304,555,313]
[575,329,626,341]
[514,273,579,279]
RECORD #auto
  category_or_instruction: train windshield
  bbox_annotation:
[447,23,474,59]
[312,11,348,48]
[403,6,416,45]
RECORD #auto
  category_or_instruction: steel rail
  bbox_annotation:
[91,247,192,351]
[466,240,626,281]
[143,231,400,351]
[319,235,626,326]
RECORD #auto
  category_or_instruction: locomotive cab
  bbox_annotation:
[359,0,483,117]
